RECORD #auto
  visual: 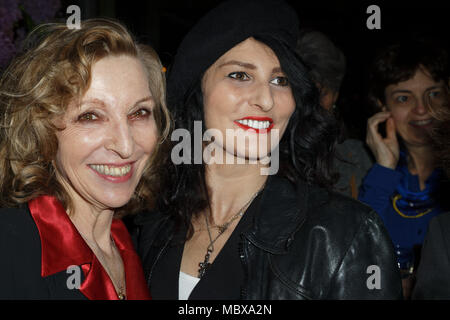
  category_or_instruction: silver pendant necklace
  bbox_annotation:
[197,182,265,278]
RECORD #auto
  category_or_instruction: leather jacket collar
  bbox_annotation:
[244,175,329,254]
[135,174,330,255]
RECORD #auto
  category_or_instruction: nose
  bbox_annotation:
[105,120,134,159]
[414,97,429,115]
[251,81,274,112]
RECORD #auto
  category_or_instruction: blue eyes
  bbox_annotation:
[227,72,289,86]
[395,91,441,104]
[396,96,408,103]
[428,91,440,98]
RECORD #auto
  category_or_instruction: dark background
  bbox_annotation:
[59,0,450,140]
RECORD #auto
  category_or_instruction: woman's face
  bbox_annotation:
[383,67,446,147]
[55,55,158,211]
[201,37,296,161]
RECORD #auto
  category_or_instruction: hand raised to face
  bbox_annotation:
[366,111,399,169]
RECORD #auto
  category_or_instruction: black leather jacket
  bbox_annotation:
[133,176,403,299]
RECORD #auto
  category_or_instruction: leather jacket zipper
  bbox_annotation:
[239,235,249,300]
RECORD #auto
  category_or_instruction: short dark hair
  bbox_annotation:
[368,39,449,110]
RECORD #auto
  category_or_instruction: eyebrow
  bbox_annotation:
[80,96,154,108]
[218,60,282,73]
[390,85,444,95]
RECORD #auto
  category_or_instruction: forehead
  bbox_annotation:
[89,55,148,87]
[386,67,443,93]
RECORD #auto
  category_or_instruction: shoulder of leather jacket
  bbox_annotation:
[243,174,376,255]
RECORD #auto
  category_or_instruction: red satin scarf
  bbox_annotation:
[28,195,151,300]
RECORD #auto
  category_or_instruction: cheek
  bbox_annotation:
[55,128,105,176]
[134,125,158,154]
[390,109,409,128]
[56,129,98,161]
[204,85,242,126]
[277,92,296,121]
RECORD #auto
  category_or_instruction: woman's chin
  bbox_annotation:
[93,193,134,210]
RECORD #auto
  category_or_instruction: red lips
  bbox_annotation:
[234,116,274,133]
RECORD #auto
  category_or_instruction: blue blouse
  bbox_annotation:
[358,155,445,268]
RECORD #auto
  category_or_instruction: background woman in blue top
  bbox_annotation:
[358,39,449,299]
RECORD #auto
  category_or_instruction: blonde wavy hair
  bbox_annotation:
[0,18,171,217]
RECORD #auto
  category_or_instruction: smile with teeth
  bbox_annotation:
[236,119,272,130]
[89,164,132,177]
[410,119,433,126]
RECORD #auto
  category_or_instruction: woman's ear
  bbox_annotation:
[377,99,387,112]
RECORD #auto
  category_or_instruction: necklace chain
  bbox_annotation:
[198,181,266,278]
[79,234,126,300]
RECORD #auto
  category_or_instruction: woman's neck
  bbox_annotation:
[68,196,115,254]
[406,144,436,190]
[204,162,268,225]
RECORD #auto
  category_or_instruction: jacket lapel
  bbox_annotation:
[244,175,328,254]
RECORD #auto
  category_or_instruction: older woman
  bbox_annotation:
[134,0,401,300]
[0,19,170,299]
[358,40,449,299]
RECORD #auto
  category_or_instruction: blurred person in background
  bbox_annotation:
[413,82,450,299]
[358,39,449,299]
[296,30,373,199]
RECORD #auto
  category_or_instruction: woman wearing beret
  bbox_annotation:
[134,0,402,300]
[0,19,170,299]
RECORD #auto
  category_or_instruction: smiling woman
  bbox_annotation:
[0,18,170,299]
[133,0,402,300]
[358,39,449,299]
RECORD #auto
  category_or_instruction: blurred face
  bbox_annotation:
[318,85,339,111]
[383,67,446,147]
[201,37,295,161]
[55,55,158,211]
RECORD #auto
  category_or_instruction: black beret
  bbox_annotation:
[167,0,299,106]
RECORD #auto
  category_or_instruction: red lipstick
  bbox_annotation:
[234,116,274,133]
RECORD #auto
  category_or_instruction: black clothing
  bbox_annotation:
[0,196,151,300]
[413,212,450,299]
[133,176,403,300]
[0,206,87,299]
[147,193,257,299]
[167,0,299,107]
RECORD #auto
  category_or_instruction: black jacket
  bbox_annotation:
[133,175,403,299]
[413,212,450,299]
[0,206,87,299]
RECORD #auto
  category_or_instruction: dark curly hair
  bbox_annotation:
[154,34,340,237]
[368,39,449,111]
[429,85,450,177]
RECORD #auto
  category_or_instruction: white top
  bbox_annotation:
[179,271,200,300]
